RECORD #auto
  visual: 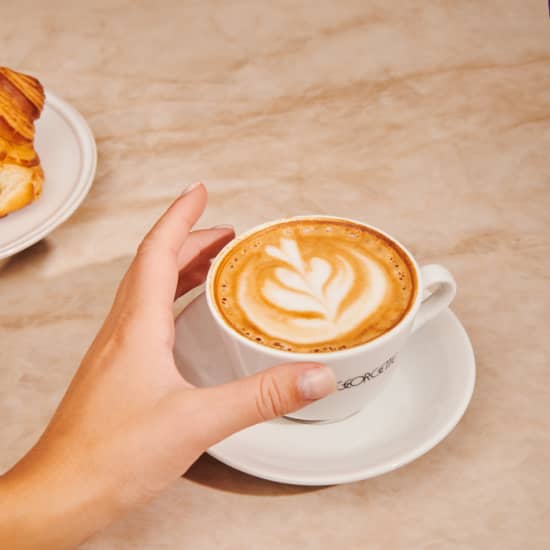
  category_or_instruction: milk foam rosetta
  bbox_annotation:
[212,219,416,353]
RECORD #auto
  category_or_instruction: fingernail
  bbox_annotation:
[213,224,233,230]
[298,367,336,400]
[181,182,202,196]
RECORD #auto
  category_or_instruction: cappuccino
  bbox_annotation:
[211,218,416,353]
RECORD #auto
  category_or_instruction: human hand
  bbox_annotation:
[0,183,336,549]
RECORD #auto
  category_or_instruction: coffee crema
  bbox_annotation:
[212,218,417,353]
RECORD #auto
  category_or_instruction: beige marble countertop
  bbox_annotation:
[1,1,549,548]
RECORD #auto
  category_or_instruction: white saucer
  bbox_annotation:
[0,90,97,259]
[174,293,475,485]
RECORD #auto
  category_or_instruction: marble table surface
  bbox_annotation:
[1,1,549,548]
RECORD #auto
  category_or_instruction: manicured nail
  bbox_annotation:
[213,224,234,230]
[181,182,202,196]
[298,367,336,400]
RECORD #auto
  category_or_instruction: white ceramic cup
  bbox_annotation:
[206,216,456,422]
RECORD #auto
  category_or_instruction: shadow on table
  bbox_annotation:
[184,453,328,496]
[0,239,52,273]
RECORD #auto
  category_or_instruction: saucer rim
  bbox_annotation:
[205,308,476,485]
[0,89,97,259]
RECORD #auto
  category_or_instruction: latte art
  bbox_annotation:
[240,237,387,343]
[263,239,363,322]
[212,219,416,353]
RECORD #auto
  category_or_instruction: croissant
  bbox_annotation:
[0,67,45,217]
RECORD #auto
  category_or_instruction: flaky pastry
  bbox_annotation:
[0,67,45,217]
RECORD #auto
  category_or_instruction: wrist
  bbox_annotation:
[0,444,122,550]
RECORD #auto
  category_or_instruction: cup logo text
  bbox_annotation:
[337,355,396,391]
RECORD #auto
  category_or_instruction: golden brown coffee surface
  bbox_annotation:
[212,219,417,353]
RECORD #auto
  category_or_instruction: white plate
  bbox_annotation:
[0,90,97,259]
[174,293,476,486]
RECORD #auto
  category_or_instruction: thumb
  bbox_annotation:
[192,363,336,447]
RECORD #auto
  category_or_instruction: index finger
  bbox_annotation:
[122,183,208,312]
[141,182,207,257]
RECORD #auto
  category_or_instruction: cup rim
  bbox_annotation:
[206,215,422,360]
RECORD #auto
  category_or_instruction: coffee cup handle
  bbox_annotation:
[412,264,457,333]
